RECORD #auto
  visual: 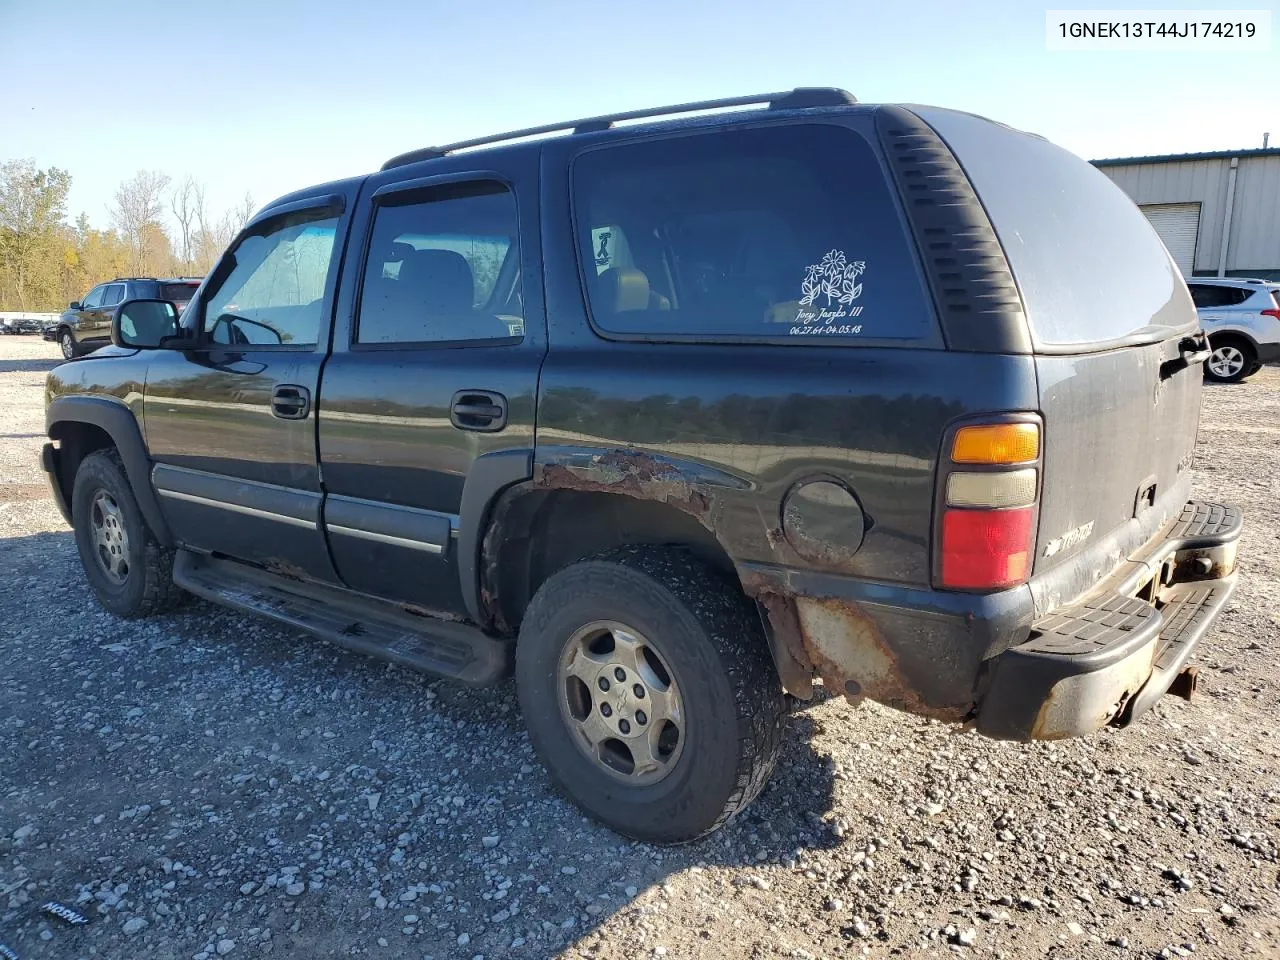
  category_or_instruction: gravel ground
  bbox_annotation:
[1,334,1278,960]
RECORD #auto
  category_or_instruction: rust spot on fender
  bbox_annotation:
[753,588,815,700]
[536,451,712,523]
[741,570,968,722]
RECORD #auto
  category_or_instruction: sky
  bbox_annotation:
[2,0,1277,230]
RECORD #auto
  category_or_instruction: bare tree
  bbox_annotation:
[170,175,198,273]
[111,170,172,275]
[232,191,256,234]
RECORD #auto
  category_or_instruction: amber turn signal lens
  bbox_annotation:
[951,423,1040,465]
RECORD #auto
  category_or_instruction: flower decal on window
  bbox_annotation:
[799,251,865,307]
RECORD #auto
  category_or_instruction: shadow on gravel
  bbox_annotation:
[0,358,61,374]
[0,528,840,959]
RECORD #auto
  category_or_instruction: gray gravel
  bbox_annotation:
[1,335,1278,959]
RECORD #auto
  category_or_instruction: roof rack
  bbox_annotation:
[381,87,857,171]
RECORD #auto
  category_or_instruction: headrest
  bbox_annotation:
[599,267,650,313]
[396,249,474,313]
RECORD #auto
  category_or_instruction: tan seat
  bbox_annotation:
[598,267,671,313]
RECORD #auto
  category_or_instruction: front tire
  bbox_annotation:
[71,449,185,617]
[1205,338,1255,384]
[59,329,77,360]
[516,547,785,843]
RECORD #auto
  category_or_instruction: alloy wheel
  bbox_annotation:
[89,490,130,584]
[557,620,685,785]
[1208,345,1245,380]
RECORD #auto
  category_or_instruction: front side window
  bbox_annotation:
[81,286,106,309]
[356,183,522,345]
[571,124,933,341]
[201,215,339,346]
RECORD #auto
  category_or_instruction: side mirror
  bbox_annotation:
[112,298,181,349]
[69,301,82,310]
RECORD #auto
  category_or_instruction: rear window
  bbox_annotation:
[913,107,1195,348]
[571,123,935,341]
[162,282,199,302]
[1188,284,1251,308]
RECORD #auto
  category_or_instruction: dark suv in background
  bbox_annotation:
[52,277,201,359]
[43,89,1242,842]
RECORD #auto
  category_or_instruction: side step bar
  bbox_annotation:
[173,550,509,685]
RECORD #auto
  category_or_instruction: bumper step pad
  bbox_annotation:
[1022,594,1159,660]
[1168,500,1242,543]
[1116,579,1235,723]
[979,576,1235,740]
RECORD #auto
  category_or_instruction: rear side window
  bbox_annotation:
[161,282,200,302]
[1188,284,1249,308]
[914,107,1195,348]
[572,124,934,341]
[356,183,523,345]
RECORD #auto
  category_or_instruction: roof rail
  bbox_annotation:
[380,87,857,171]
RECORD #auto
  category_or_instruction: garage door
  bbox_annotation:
[1139,203,1200,276]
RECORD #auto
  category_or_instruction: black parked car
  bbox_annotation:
[2,316,44,334]
[42,89,1241,842]
[53,277,201,359]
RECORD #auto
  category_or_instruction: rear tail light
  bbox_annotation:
[937,420,1041,591]
[1262,308,1280,321]
[941,506,1035,589]
[951,423,1040,464]
[946,468,1037,509]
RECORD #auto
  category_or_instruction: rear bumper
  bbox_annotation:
[1255,340,1280,364]
[976,500,1241,739]
[742,499,1241,740]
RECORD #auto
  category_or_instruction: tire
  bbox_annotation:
[1244,361,1263,379]
[71,449,185,618]
[1204,338,1255,384]
[516,546,785,843]
[59,329,78,360]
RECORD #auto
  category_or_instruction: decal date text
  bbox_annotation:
[790,305,864,336]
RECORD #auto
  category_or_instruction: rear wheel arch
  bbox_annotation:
[47,396,172,545]
[478,484,737,635]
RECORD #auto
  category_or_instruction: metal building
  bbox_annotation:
[1093,147,1280,280]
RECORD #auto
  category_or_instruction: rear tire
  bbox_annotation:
[1204,337,1255,384]
[516,547,785,843]
[71,449,186,617]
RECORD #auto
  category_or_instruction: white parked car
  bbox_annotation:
[1187,277,1280,383]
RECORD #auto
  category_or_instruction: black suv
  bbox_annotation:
[42,90,1243,842]
[53,277,201,359]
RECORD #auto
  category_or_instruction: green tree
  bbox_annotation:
[0,159,71,310]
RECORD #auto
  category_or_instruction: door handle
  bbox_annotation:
[271,384,311,420]
[450,390,507,432]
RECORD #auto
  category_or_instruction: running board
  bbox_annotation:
[173,550,508,685]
